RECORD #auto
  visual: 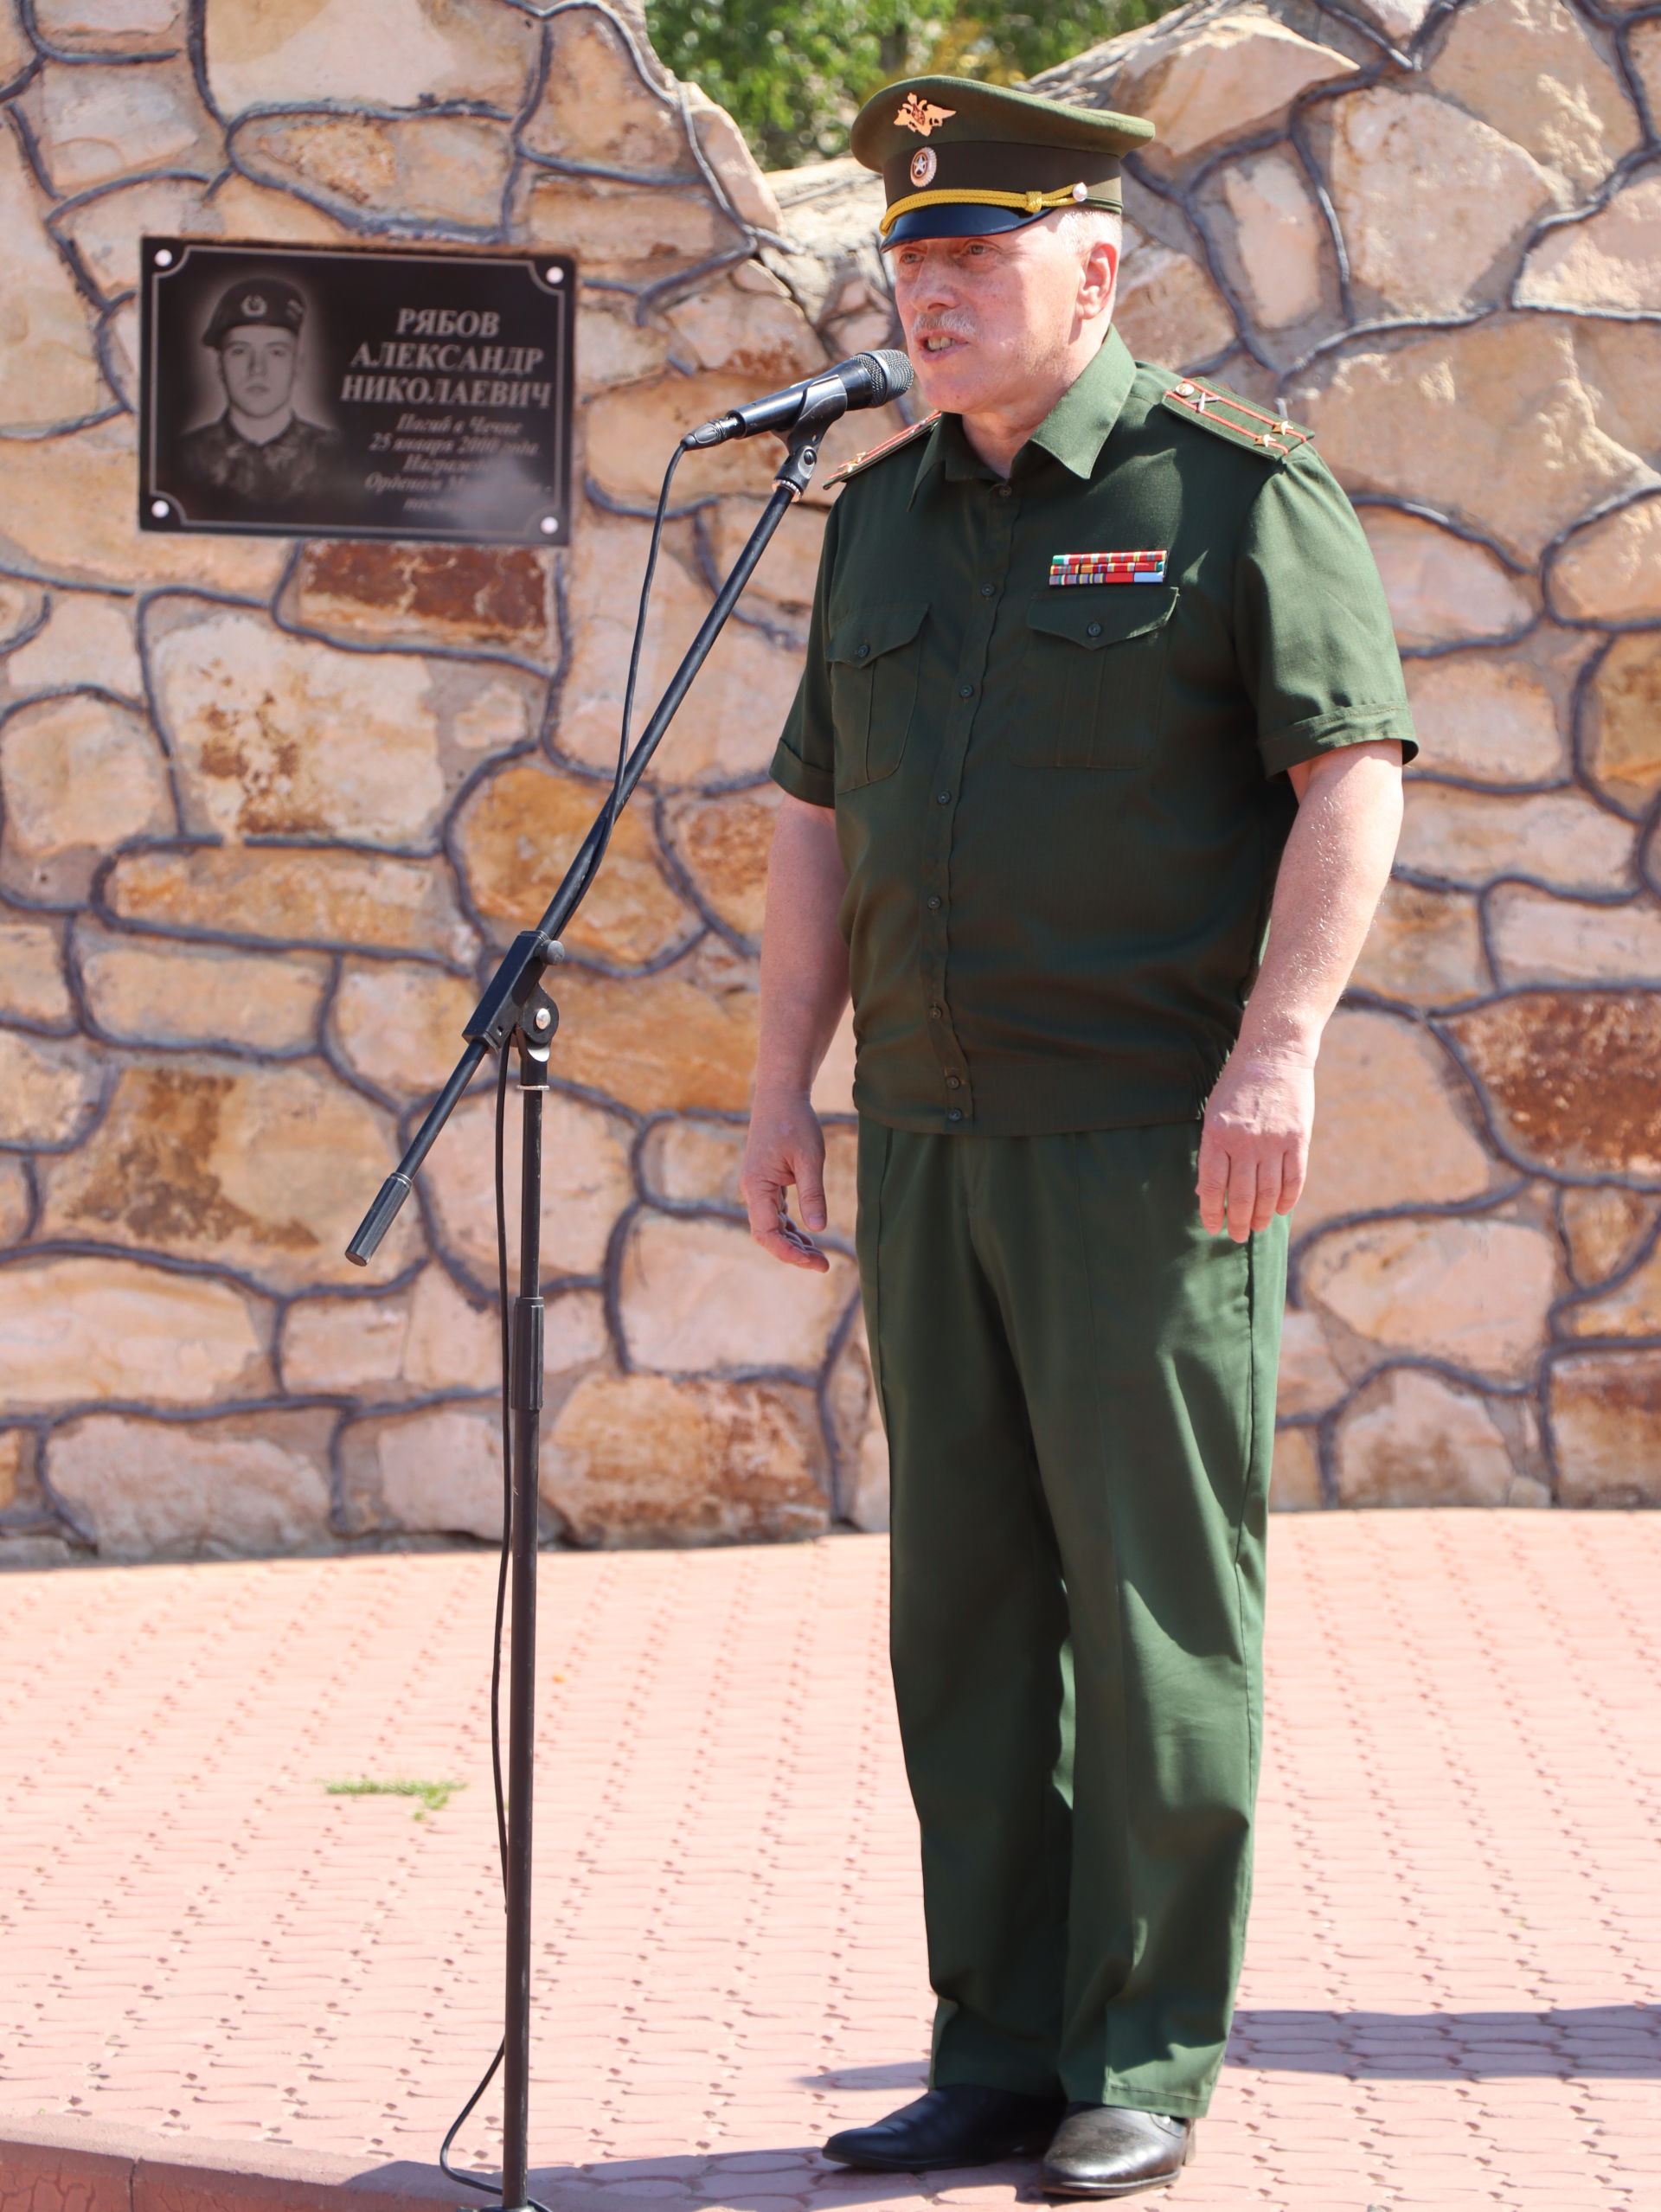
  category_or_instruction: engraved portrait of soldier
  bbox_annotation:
[180,276,340,508]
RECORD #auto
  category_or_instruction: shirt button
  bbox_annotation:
[936,791,951,805]
[980,582,995,597]
[948,1108,964,1122]
[926,895,941,910]
[855,642,869,658]
[929,1003,943,1019]
[946,1074,961,1089]
[958,683,974,699]
[1087,621,1102,638]
[996,484,1012,499]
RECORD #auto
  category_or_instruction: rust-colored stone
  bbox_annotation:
[0,1426,35,1512]
[1302,1213,1557,1384]
[338,1402,503,1542]
[639,1115,744,1207]
[0,1029,99,1147]
[1276,1308,1349,1419]
[236,111,512,228]
[1559,1233,1661,1338]
[1297,1008,1498,1234]
[0,916,72,1027]
[1583,632,1661,815]
[0,1157,30,1246]
[1549,1350,1661,1505]
[548,961,759,1113]
[293,542,552,657]
[1550,494,1661,625]
[1113,239,1236,369]
[664,787,778,944]
[544,1372,829,1547]
[1335,1368,1543,1507]
[76,923,330,1054]
[824,1304,888,1529]
[103,844,478,968]
[1446,992,1661,1181]
[35,1058,420,1292]
[0,692,175,906]
[1350,880,1485,1007]
[452,759,691,965]
[150,601,447,847]
[421,1087,633,1287]
[1269,1426,1323,1510]
[1560,1186,1658,1289]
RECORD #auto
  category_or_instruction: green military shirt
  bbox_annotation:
[770,327,1416,1138]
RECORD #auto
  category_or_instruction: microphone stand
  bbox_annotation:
[344,411,832,2212]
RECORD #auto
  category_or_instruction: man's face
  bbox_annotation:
[889,219,1118,419]
[219,325,298,419]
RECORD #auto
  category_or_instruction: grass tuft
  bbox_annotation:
[322,1777,465,1820]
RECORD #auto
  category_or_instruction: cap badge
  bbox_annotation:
[909,147,938,186]
[1049,550,1169,587]
[241,292,267,318]
[895,93,955,138]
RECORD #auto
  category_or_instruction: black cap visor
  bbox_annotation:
[882,202,1049,247]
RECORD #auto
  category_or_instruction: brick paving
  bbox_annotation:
[1,1513,1658,2211]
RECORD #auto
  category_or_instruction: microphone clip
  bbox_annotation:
[772,414,832,503]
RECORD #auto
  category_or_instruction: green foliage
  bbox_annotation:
[324,1776,465,1819]
[645,1,1179,170]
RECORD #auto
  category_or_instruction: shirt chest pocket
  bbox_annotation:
[827,601,928,792]
[1016,586,1178,770]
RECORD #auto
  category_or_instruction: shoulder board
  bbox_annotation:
[1159,378,1313,461]
[824,410,942,489]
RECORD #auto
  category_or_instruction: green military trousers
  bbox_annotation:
[855,1119,1287,2119]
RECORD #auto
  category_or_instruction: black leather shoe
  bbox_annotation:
[824,2084,1067,2171]
[1040,2104,1195,2196]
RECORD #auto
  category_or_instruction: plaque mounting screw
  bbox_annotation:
[150,500,170,519]
[539,516,559,535]
[154,247,173,267]
[545,267,564,284]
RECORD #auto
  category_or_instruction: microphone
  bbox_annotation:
[683,349,914,448]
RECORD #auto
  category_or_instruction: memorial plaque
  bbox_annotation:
[138,240,574,546]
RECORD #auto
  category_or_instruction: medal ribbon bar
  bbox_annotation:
[1049,549,1168,586]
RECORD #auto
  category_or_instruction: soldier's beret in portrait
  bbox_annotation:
[851,74,1154,247]
[202,276,308,349]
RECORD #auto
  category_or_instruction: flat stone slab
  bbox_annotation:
[2,1521,1658,2209]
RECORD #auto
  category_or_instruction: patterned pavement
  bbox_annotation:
[1,1513,1658,2210]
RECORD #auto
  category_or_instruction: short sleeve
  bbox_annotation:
[1235,449,1418,779]
[769,498,841,809]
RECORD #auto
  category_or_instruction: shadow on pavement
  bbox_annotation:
[1228,2005,1661,2077]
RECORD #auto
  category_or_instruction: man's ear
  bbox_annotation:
[1081,239,1119,323]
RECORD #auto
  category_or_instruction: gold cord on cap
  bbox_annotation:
[878,181,1117,238]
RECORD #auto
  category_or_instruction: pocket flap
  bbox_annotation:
[828,601,929,667]
[1026,584,1177,651]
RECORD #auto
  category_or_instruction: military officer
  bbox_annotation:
[741,74,1414,2199]
[182,277,339,509]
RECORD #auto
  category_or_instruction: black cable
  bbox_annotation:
[560,440,683,920]
[435,442,688,2206]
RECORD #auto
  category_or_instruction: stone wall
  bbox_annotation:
[0,0,902,1564]
[2,0,1658,1564]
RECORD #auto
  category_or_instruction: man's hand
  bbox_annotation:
[742,1087,831,1271]
[1196,1048,1315,1241]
